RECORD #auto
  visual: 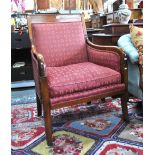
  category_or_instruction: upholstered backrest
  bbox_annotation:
[31,15,88,67]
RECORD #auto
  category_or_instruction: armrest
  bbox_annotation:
[117,34,139,64]
[86,38,128,85]
[86,38,126,72]
[31,45,46,77]
[31,45,47,98]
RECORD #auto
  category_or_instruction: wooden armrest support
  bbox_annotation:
[31,45,46,77]
[138,64,143,91]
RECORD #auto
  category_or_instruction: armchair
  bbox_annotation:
[27,14,128,146]
[118,34,143,99]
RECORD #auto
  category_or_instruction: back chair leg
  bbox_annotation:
[43,105,53,146]
[36,93,42,117]
[121,93,129,121]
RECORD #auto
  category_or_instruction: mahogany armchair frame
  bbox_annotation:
[27,14,128,146]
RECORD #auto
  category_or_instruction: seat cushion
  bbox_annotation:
[46,62,122,97]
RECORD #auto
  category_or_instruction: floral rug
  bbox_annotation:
[11,91,143,155]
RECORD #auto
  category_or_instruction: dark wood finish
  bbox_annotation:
[92,33,121,46]
[11,30,33,82]
[103,23,143,35]
[121,92,129,121]
[113,0,122,11]
[92,23,143,46]
[87,101,91,105]
[101,98,105,103]
[36,93,42,116]
[138,64,143,91]
[87,28,105,41]
[28,14,129,146]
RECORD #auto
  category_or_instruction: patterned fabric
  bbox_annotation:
[46,62,122,98]
[26,131,95,155]
[32,22,88,67]
[129,24,143,64]
[11,95,142,153]
[118,34,143,99]
[50,84,125,105]
[11,103,45,150]
[87,45,121,72]
[95,141,143,155]
[64,113,122,138]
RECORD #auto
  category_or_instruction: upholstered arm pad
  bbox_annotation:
[117,34,139,64]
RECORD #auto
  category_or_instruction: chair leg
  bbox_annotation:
[36,93,42,117]
[121,93,129,121]
[87,101,91,105]
[101,98,105,103]
[43,106,53,146]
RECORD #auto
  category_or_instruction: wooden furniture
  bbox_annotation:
[28,14,128,146]
[92,23,143,46]
[92,33,121,46]
[87,28,104,41]
[11,29,33,82]
[91,14,106,28]
[105,9,143,25]
[11,13,34,83]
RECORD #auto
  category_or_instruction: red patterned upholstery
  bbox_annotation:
[50,84,125,105]
[46,62,122,98]
[28,14,128,146]
[32,22,88,67]
[87,45,121,72]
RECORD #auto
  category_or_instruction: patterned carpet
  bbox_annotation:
[11,88,143,155]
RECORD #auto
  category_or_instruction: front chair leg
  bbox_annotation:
[36,93,42,117]
[43,103,53,146]
[121,93,129,121]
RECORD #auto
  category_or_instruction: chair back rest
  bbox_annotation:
[28,14,88,67]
